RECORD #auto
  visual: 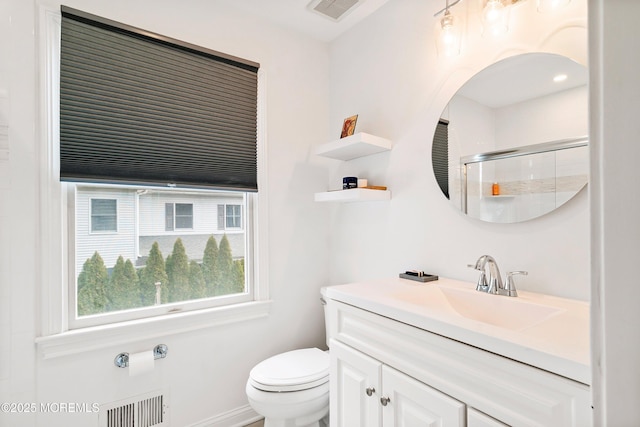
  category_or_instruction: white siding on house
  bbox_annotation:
[75,188,246,276]
[137,190,246,264]
[138,190,244,236]
[75,186,137,276]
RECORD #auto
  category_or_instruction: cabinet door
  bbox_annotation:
[381,365,465,427]
[467,407,508,427]
[330,340,382,427]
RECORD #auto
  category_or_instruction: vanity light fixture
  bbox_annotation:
[434,0,570,57]
[435,0,462,57]
[482,0,509,36]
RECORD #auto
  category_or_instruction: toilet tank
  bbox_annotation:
[320,287,332,349]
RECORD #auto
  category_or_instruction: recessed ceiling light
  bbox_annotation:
[553,74,568,83]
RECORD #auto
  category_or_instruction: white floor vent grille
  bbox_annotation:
[100,391,167,427]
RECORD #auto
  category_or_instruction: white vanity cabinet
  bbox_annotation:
[467,408,508,427]
[330,339,380,427]
[327,298,592,427]
[331,340,465,427]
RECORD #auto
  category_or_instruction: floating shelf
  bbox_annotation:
[315,132,392,161]
[314,188,391,203]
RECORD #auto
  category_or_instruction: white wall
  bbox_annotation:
[3,0,635,425]
[327,0,590,301]
[448,95,496,156]
[589,0,640,424]
[0,1,331,426]
[494,85,588,148]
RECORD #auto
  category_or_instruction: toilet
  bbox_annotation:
[246,289,331,427]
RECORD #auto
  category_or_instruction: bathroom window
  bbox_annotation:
[90,199,117,233]
[73,185,251,321]
[55,7,262,329]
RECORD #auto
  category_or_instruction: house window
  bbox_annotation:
[56,7,260,328]
[90,198,117,232]
[226,205,242,229]
[165,203,194,231]
[74,185,250,324]
[176,203,194,229]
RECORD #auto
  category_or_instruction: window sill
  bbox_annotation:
[35,300,272,359]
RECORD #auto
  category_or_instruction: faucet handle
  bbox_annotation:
[503,271,528,297]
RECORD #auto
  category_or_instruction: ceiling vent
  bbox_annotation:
[308,0,365,22]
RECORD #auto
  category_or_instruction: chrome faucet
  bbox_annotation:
[469,255,526,297]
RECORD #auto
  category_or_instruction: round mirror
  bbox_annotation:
[432,53,588,223]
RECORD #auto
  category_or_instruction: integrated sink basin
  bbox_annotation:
[391,285,565,331]
[325,276,590,384]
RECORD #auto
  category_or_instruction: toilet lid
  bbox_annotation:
[249,348,329,392]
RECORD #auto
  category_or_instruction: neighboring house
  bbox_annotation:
[75,186,246,277]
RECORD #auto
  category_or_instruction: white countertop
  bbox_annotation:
[325,277,590,385]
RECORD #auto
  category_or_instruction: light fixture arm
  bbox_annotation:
[434,0,462,17]
[434,0,529,17]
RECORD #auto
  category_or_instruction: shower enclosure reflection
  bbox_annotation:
[462,138,588,223]
[432,53,589,223]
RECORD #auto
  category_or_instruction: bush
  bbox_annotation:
[77,234,246,315]
[139,242,168,305]
[77,252,109,315]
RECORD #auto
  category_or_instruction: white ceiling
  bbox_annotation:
[218,0,391,42]
[214,3,587,108]
[457,53,588,108]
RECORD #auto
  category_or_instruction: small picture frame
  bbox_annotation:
[340,115,358,138]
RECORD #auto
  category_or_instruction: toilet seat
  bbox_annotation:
[249,348,329,392]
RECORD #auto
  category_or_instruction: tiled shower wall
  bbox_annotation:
[465,145,589,222]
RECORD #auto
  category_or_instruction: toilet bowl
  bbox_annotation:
[246,348,329,427]
[246,289,331,427]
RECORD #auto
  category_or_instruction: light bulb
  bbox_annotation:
[482,0,508,36]
[438,11,461,57]
[483,0,504,22]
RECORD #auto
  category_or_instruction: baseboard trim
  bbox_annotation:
[187,404,262,427]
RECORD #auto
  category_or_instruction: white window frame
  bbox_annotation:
[89,198,118,234]
[165,202,194,231]
[69,187,255,329]
[175,203,194,229]
[225,204,243,230]
[36,6,270,358]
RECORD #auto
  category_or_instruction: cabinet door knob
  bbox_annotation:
[365,387,375,396]
[380,396,391,406]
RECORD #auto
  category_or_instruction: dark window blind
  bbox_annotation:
[59,7,260,191]
[432,119,449,199]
